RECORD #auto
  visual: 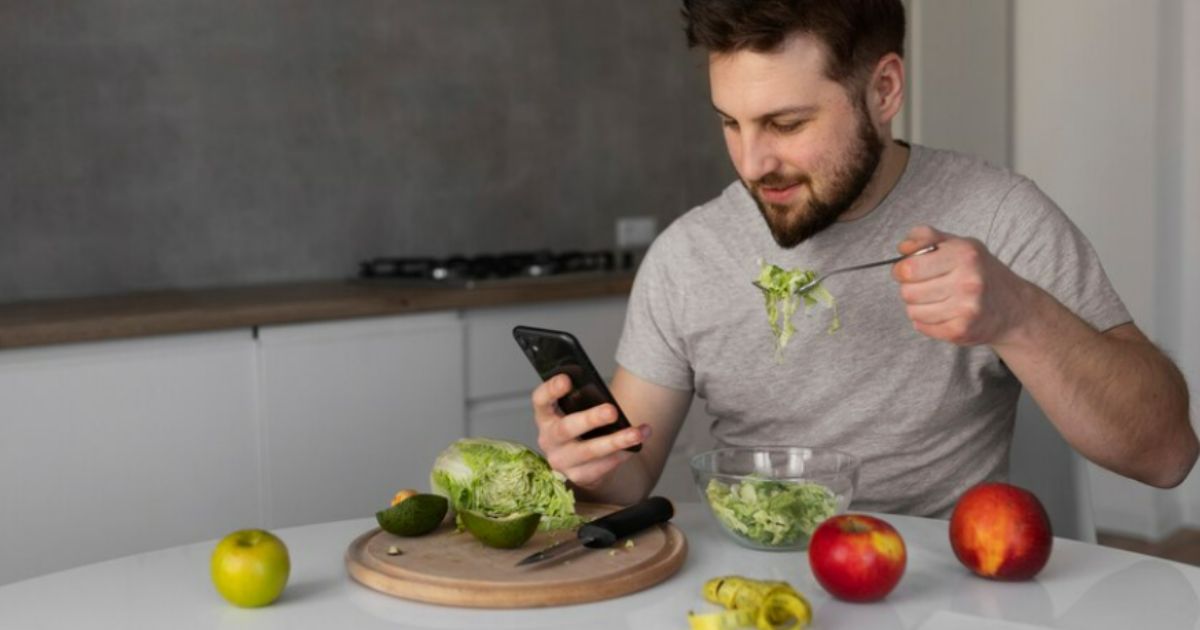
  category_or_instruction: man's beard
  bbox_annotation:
[747,106,885,248]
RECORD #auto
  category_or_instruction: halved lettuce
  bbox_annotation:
[430,438,584,531]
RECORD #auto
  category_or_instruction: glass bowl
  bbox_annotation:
[690,446,859,551]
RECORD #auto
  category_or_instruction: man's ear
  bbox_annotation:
[868,53,905,125]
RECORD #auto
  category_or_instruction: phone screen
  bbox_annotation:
[513,326,640,452]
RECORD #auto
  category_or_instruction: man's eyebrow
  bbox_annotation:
[711,104,818,121]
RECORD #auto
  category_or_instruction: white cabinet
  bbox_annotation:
[0,296,653,586]
[256,312,465,528]
[0,331,259,586]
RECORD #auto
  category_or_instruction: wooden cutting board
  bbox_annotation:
[345,502,687,608]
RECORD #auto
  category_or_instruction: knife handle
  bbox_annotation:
[579,496,674,548]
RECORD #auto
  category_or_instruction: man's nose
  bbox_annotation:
[737,134,780,183]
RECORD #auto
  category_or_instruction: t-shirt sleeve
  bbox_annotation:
[615,228,695,391]
[986,178,1132,333]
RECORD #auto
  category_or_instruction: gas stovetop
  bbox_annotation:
[357,250,628,288]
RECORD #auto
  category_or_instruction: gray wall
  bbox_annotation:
[0,1,732,301]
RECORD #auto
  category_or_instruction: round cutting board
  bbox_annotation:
[345,502,688,608]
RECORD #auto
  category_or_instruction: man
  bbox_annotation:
[531,0,1196,516]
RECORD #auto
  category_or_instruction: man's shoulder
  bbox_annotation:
[903,144,1045,233]
[912,144,1029,195]
[678,181,751,228]
[639,181,761,285]
[654,181,753,249]
[909,145,1080,255]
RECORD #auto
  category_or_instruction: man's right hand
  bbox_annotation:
[532,373,652,490]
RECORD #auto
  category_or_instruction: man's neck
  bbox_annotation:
[839,140,910,222]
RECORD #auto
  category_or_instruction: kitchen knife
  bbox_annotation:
[515,496,675,567]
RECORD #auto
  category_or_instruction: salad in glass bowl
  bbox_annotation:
[691,446,859,551]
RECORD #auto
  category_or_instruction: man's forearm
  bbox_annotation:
[993,282,1196,487]
[571,453,655,505]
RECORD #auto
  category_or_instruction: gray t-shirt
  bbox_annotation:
[616,143,1131,517]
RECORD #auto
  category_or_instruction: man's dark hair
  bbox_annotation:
[682,0,905,89]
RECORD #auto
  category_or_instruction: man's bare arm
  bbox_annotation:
[995,304,1195,487]
[895,226,1197,487]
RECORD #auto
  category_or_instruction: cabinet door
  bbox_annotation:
[464,297,628,401]
[0,331,259,586]
[257,312,464,528]
[466,396,539,450]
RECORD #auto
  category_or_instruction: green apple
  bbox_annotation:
[210,529,290,607]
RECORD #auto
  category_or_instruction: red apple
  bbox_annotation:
[949,482,1053,580]
[808,514,907,602]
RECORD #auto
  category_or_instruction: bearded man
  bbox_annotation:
[528,0,1195,518]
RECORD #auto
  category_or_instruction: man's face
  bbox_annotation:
[709,34,884,248]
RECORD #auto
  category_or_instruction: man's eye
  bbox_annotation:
[720,118,739,130]
[771,120,806,133]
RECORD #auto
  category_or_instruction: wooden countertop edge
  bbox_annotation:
[0,274,635,350]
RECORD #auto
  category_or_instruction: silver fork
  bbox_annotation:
[753,244,938,296]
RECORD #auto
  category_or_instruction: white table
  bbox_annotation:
[4,503,1200,630]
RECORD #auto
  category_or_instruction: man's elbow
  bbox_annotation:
[1143,430,1199,488]
[1141,378,1196,488]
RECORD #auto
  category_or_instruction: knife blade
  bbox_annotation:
[515,496,675,567]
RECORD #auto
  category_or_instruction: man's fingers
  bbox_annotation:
[894,232,985,283]
[905,302,956,326]
[531,374,571,425]
[531,371,648,490]
[545,424,645,475]
[897,239,922,256]
[561,452,633,488]
[893,250,955,283]
[897,225,946,254]
[559,424,647,465]
[553,403,618,443]
[912,318,977,345]
[898,277,954,305]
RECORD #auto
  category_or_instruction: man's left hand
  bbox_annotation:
[892,225,1033,347]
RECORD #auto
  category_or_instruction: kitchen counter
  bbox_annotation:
[0,272,634,350]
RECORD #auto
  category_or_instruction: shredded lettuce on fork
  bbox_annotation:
[430,437,585,531]
[755,260,839,360]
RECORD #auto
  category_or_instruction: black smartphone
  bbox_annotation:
[512,325,641,453]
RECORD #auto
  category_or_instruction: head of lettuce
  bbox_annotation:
[429,438,585,531]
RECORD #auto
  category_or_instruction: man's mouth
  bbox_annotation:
[757,182,802,205]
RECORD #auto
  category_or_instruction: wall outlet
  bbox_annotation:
[615,216,658,249]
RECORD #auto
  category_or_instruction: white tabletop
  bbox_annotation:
[4,503,1200,630]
